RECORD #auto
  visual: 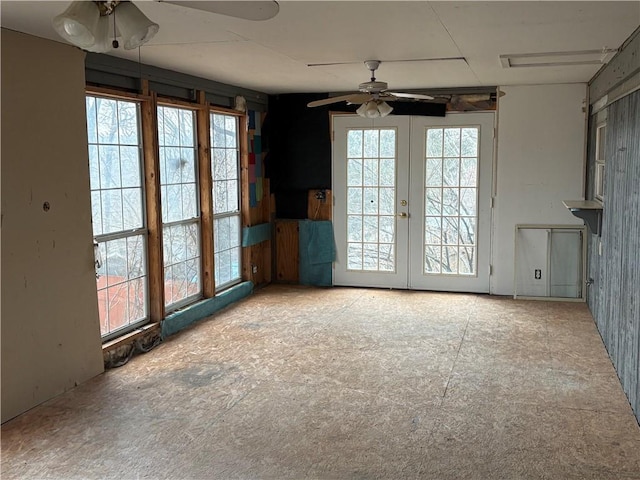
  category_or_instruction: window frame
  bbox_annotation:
[210,110,243,292]
[156,101,203,312]
[86,92,150,341]
[594,122,606,202]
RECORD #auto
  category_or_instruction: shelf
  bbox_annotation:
[563,200,603,235]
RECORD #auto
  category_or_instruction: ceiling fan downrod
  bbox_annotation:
[364,60,381,82]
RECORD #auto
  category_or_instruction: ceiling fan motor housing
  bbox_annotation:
[359,81,388,93]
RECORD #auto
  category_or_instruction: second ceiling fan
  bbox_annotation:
[307,60,434,118]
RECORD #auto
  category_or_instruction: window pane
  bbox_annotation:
[443,158,459,187]
[101,190,123,234]
[210,112,242,290]
[159,106,201,308]
[347,130,363,158]
[347,158,362,186]
[461,128,478,157]
[99,145,121,189]
[379,129,395,158]
[426,129,443,157]
[379,158,394,186]
[363,130,379,158]
[348,243,363,270]
[444,128,461,157]
[97,98,118,144]
[118,101,139,145]
[122,188,143,230]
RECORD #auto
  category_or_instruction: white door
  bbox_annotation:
[333,112,494,293]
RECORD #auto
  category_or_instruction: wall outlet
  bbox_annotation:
[252,265,258,274]
[534,269,542,280]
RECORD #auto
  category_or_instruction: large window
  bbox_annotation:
[86,95,148,339]
[157,105,201,310]
[211,113,242,289]
[87,92,247,340]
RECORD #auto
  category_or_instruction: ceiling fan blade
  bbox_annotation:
[159,1,279,21]
[307,93,372,108]
[386,92,434,101]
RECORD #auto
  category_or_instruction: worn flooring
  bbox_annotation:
[2,285,640,479]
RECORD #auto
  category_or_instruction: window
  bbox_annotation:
[210,113,242,289]
[595,123,606,202]
[87,90,249,340]
[424,127,479,275]
[86,96,148,339]
[345,128,397,272]
[158,105,201,309]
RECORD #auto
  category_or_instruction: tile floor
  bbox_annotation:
[2,286,640,479]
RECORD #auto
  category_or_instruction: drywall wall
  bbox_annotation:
[1,29,104,423]
[492,84,586,295]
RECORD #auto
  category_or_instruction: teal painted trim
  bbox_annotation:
[242,223,271,247]
[161,281,253,338]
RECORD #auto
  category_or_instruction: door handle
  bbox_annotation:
[398,212,409,218]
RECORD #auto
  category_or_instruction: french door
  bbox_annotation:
[333,112,494,292]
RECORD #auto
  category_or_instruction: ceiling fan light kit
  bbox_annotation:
[52,1,102,49]
[53,1,159,53]
[356,100,393,118]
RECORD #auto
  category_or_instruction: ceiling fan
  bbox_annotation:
[53,1,279,53]
[307,60,435,118]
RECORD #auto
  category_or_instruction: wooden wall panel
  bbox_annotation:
[275,220,299,283]
[586,90,640,422]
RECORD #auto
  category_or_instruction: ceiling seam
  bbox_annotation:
[427,2,482,86]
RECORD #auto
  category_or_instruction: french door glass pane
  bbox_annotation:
[424,127,479,275]
[346,128,396,272]
[210,113,241,289]
[86,95,148,339]
[158,105,201,308]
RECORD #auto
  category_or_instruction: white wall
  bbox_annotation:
[492,84,586,295]
[1,30,104,422]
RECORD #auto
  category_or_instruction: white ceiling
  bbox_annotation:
[2,1,639,94]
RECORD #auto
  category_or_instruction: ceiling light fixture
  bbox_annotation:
[53,1,158,53]
[356,100,393,119]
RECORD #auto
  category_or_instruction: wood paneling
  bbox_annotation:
[586,90,640,422]
[275,220,299,283]
[197,91,215,298]
[141,93,165,321]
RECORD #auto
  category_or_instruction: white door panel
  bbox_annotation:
[409,113,494,292]
[333,116,410,288]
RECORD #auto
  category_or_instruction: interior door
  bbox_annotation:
[332,115,410,288]
[332,112,494,293]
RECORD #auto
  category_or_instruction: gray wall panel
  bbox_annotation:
[587,90,640,423]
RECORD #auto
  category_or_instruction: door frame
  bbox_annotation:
[331,112,495,293]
